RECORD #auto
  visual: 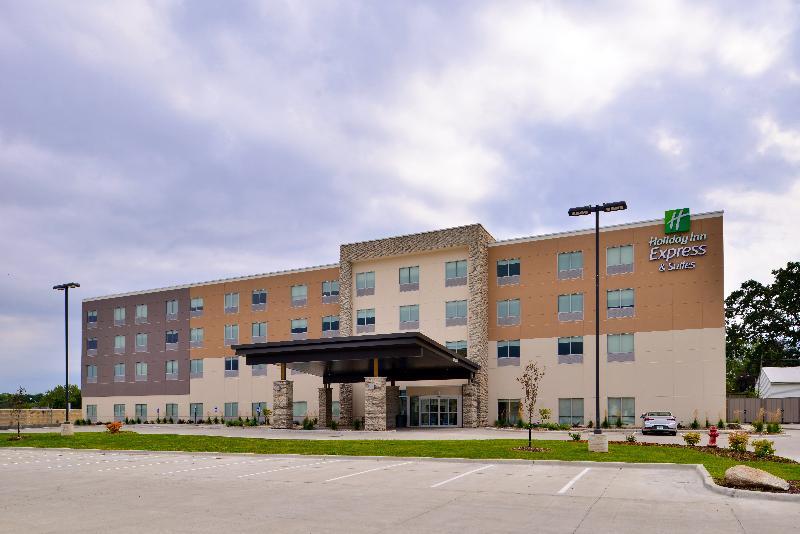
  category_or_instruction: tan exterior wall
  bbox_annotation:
[0,409,82,428]
[487,327,726,426]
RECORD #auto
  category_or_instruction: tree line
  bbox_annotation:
[0,384,81,409]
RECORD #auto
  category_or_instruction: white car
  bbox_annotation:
[641,411,678,435]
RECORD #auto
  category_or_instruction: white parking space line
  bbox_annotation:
[237,459,343,479]
[161,457,279,475]
[557,467,591,495]
[324,461,412,482]
[430,464,494,488]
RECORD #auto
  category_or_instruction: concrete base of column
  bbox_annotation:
[60,422,74,436]
[588,433,609,453]
[339,383,353,428]
[364,377,387,431]
[462,383,478,428]
[386,385,400,430]
[272,380,294,429]
[318,387,333,428]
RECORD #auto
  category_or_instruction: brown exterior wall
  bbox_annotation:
[81,288,190,397]
[488,214,723,341]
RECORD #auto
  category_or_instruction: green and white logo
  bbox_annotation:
[664,208,690,234]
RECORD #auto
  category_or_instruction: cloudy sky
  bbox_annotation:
[1,0,799,392]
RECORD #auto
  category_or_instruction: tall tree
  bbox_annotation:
[726,261,800,394]
[40,384,82,409]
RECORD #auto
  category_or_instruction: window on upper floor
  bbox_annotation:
[291,319,308,335]
[356,308,375,333]
[496,258,520,285]
[557,251,583,280]
[190,359,203,376]
[445,300,468,326]
[446,340,468,357]
[607,289,635,319]
[557,293,584,322]
[165,330,178,347]
[399,266,420,291]
[166,299,178,318]
[607,245,634,275]
[86,364,97,380]
[135,304,148,324]
[356,272,375,296]
[135,333,147,352]
[322,315,339,333]
[165,360,178,377]
[251,322,267,340]
[399,305,419,328]
[87,310,97,324]
[252,289,267,310]
[113,307,126,326]
[114,335,126,354]
[114,362,125,378]
[322,280,339,298]
[445,260,467,286]
[291,285,308,307]
[607,333,635,362]
[224,292,239,313]
[190,327,204,347]
[497,299,520,326]
[190,297,204,314]
[225,356,239,372]
[497,340,521,364]
[135,361,148,378]
[224,324,239,345]
[86,338,98,351]
[557,336,584,364]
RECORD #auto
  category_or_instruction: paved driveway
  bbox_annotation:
[1,448,797,533]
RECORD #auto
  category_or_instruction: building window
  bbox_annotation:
[322,280,340,303]
[252,363,268,376]
[165,330,178,349]
[608,333,635,362]
[558,398,584,426]
[224,292,239,314]
[87,310,98,326]
[190,297,204,316]
[557,336,583,364]
[332,401,340,418]
[607,288,635,318]
[165,360,178,379]
[251,322,267,341]
[445,300,468,326]
[224,356,239,376]
[607,244,634,275]
[252,402,268,418]
[166,299,178,319]
[135,304,148,324]
[557,293,584,321]
[114,404,125,421]
[497,399,521,426]
[399,304,419,329]
[558,251,584,280]
[223,402,238,419]
[86,338,98,356]
[356,308,375,333]
[113,306,126,326]
[134,333,147,352]
[497,299,521,326]
[252,289,267,310]
[113,362,125,382]
[224,324,239,345]
[135,362,148,381]
[86,364,97,383]
[166,403,178,420]
[135,404,147,420]
[190,327,204,348]
[445,260,467,286]
[190,359,203,378]
[291,319,308,337]
[291,285,308,307]
[446,340,467,357]
[496,258,520,285]
[190,403,203,420]
[497,340,521,366]
[114,335,126,354]
[399,266,420,291]
[608,397,636,426]
[355,272,375,296]
[86,404,97,421]
[293,401,308,419]
[322,315,339,336]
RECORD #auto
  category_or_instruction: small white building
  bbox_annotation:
[758,367,800,398]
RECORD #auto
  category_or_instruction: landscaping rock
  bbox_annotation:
[724,465,790,491]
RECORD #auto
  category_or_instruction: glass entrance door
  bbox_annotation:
[419,396,458,427]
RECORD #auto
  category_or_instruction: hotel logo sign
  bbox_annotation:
[650,208,707,272]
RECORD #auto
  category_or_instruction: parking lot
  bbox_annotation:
[1,448,798,533]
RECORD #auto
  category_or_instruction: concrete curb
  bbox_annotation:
[694,464,800,502]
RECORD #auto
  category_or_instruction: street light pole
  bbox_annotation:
[568,202,627,436]
[53,282,80,426]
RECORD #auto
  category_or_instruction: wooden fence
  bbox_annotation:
[726,397,800,423]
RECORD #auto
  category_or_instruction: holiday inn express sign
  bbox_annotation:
[649,208,708,272]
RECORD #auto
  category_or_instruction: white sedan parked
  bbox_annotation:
[641,411,678,435]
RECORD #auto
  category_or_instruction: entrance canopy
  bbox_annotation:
[233,332,479,384]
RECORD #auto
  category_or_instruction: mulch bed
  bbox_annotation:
[511,446,551,453]
[715,479,800,494]
[613,441,798,464]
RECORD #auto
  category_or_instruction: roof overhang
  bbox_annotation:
[233,332,479,384]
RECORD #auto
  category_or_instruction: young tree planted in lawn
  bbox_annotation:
[517,361,545,448]
[10,386,27,439]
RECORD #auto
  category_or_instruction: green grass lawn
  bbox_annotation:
[4,432,799,481]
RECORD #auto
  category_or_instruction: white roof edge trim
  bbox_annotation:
[489,210,724,247]
[83,262,339,303]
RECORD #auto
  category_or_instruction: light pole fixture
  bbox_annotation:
[568,202,627,435]
[53,282,80,426]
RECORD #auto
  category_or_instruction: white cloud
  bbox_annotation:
[756,115,800,164]
[653,129,684,157]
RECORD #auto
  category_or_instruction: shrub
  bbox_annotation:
[205,417,212,424]
[213,416,219,424]
[717,419,726,429]
[106,422,122,434]
[136,417,142,424]
[353,418,363,430]
[601,417,610,429]
[690,419,700,430]
[569,432,581,442]
[752,420,765,433]
[728,431,749,453]
[330,420,338,430]
[515,418,524,429]
[168,417,174,424]
[625,433,636,443]
[177,419,184,424]
[615,417,623,428]
[683,432,701,446]
[587,420,593,428]
[752,439,776,458]
[727,423,741,430]
[124,417,130,424]
[538,408,551,423]
[302,417,314,430]
[767,422,781,434]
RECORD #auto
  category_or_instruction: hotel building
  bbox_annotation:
[81,210,725,428]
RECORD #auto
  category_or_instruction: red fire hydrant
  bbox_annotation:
[708,426,719,447]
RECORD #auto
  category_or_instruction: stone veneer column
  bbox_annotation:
[462,382,478,428]
[339,383,354,427]
[272,380,294,429]
[386,385,400,430]
[364,377,387,431]
[318,387,333,428]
